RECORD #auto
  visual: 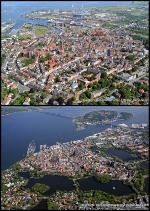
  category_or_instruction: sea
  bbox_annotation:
[2,1,133,33]
[1,106,148,171]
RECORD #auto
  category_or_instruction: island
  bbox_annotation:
[1,124,149,210]
[73,110,133,127]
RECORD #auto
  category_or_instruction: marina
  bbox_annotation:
[27,140,36,155]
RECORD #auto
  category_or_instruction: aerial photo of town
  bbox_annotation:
[1,1,149,105]
[1,105,149,210]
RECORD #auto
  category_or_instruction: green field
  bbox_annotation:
[24,23,33,27]
[99,144,112,149]
[18,34,32,40]
[128,32,148,38]
[34,26,49,35]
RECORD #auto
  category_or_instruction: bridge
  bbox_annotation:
[36,110,73,119]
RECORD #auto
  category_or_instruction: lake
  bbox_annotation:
[18,172,135,196]
[144,177,149,194]
[102,147,141,161]
[140,162,149,169]
[18,172,75,195]
[77,176,135,196]
[2,106,148,171]
[31,199,47,210]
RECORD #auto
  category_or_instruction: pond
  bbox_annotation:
[18,172,136,196]
[144,177,149,194]
[18,172,75,195]
[102,147,141,161]
[77,177,135,196]
[140,162,149,169]
[31,199,47,210]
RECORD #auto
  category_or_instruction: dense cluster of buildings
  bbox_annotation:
[19,126,148,177]
[1,125,149,210]
[1,169,38,210]
[1,9,149,105]
[49,190,149,210]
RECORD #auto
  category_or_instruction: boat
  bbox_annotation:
[113,187,115,189]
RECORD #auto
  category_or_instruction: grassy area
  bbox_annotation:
[102,6,128,12]
[18,34,32,40]
[127,31,148,38]
[1,33,11,39]
[99,144,112,149]
[34,25,49,35]
[24,23,33,28]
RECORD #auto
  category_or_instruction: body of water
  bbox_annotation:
[2,106,148,171]
[140,162,149,169]
[2,1,133,33]
[144,177,149,194]
[18,172,75,195]
[18,172,135,196]
[31,199,47,210]
[78,177,135,196]
[102,147,141,161]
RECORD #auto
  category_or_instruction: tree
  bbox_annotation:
[45,53,52,60]
[78,82,84,90]
[126,54,135,62]
[103,72,107,80]
[18,52,23,58]
[30,100,38,105]
[71,96,76,101]
[66,99,73,105]
[11,88,19,96]
[88,83,93,89]
[129,49,133,53]
[41,92,47,99]
[22,91,28,97]
[48,98,54,105]
[108,101,120,105]
[29,87,36,93]
[39,56,45,63]
[57,96,64,105]
[54,76,61,83]
[142,92,148,99]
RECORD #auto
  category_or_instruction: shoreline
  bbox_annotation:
[73,116,133,128]
[1,106,57,117]
[1,110,31,117]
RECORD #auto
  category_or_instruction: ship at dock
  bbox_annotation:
[27,140,36,156]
